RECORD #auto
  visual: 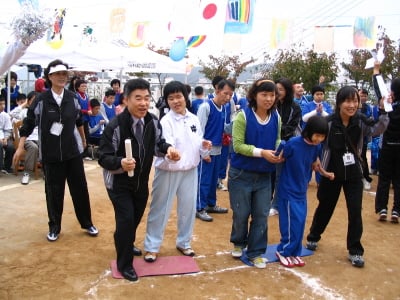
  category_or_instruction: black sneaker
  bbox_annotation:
[378,209,387,221]
[348,254,365,268]
[391,211,399,223]
[306,241,318,251]
[205,205,228,214]
[86,225,99,236]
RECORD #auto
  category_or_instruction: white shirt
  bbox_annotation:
[0,111,12,139]
[154,109,208,171]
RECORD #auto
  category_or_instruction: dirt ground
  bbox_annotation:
[1,158,400,300]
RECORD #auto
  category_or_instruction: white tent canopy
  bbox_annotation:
[17,40,186,74]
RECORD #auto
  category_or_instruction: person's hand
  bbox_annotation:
[202,140,212,150]
[166,147,181,161]
[13,147,24,167]
[261,149,284,164]
[373,60,381,75]
[121,157,136,173]
[100,120,106,125]
[1,138,7,146]
[203,155,211,163]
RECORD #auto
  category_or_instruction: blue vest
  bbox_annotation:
[204,99,225,146]
[231,108,279,173]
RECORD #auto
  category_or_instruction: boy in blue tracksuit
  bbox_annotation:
[196,79,235,222]
[276,116,334,268]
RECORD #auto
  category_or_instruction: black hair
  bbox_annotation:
[301,115,329,141]
[335,86,360,114]
[212,75,225,88]
[163,81,189,109]
[194,86,204,96]
[247,79,277,111]
[89,98,101,108]
[275,77,294,104]
[110,79,121,87]
[74,79,87,91]
[391,78,400,102]
[216,79,235,92]
[4,71,18,82]
[311,85,325,96]
[359,88,368,95]
[27,91,37,102]
[123,78,150,99]
[68,76,80,91]
[105,89,116,97]
[17,93,27,101]
[44,59,69,88]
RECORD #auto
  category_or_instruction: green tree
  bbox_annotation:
[198,54,256,84]
[341,49,371,88]
[261,48,338,92]
[341,32,399,89]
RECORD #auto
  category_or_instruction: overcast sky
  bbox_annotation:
[1,0,399,65]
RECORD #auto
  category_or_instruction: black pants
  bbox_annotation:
[361,141,372,182]
[44,155,93,233]
[307,176,364,255]
[107,187,148,272]
[375,146,400,213]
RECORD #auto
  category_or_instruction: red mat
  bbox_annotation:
[111,256,200,278]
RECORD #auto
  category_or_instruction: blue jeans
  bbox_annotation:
[228,167,272,259]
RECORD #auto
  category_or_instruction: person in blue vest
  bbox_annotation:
[190,86,206,115]
[88,98,106,146]
[1,72,20,111]
[302,85,333,185]
[110,79,122,106]
[196,79,235,222]
[102,89,116,122]
[228,79,283,268]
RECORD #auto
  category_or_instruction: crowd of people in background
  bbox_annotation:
[1,57,399,282]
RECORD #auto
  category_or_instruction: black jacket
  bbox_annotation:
[19,89,83,163]
[98,108,171,191]
[321,112,389,181]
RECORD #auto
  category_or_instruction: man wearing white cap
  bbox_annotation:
[13,59,98,242]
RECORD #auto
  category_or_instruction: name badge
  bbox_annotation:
[343,152,355,166]
[50,122,64,136]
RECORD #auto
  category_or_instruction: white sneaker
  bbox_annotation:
[362,179,371,190]
[250,256,268,268]
[269,208,279,216]
[231,247,243,258]
[21,173,30,185]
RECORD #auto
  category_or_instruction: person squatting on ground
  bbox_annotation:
[14,59,99,242]
[373,62,400,223]
[143,81,212,263]
[98,78,180,282]
[195,79,235,222]
[228,79,283,269]
[9,91,39,185]
[275,116,334,268]
[305,85,389,268]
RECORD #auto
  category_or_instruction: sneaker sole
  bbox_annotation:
[379,215,387,222]
[276,252,295,268]
[390,216,399,223]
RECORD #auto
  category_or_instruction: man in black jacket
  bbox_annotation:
[14,59,98,242]
[98,78,179,282]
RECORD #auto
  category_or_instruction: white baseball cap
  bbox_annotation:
[48,64,68,74]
